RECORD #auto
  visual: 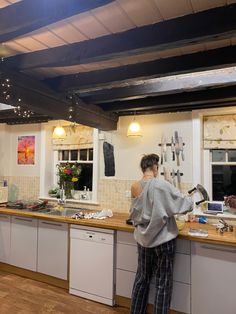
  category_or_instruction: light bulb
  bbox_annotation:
[52,126,66,139]
[127,119,142,137]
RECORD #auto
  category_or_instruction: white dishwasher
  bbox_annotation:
[69,225,115,306]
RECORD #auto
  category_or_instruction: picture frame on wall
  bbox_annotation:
[17,135,35,165]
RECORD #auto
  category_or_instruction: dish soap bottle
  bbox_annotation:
[86,188,90,200]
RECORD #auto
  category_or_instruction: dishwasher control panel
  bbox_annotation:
[71,228,113,244]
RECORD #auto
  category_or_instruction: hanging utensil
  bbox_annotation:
[163,166,167,181]
[163,135,167,162]
[160,136,164,165]
[179,136,184,161]
[176,169,181,191]
[172,169,176,187]
[171,136,175,161]
[174,131,180,166]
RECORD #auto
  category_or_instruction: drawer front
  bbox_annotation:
[11,216,38,227]
[116,243,138,272]
[176,239,190,255]
[171,281,190,314]
[117,231,136,246]
[116,271,157,307]
[116,269,135,298]
[173,253,190,284]
[38,219,67,230]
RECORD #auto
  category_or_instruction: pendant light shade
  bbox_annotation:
[127,117,142,137]
[52,125,66,139]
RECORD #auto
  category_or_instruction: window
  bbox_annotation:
[210,150,236,201]
[57,148,93,191]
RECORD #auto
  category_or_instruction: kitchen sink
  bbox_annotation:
[46,208,77,216]
[45,207,85,217]
[9,206,89,218]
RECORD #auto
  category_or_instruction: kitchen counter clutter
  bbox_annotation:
[0,207,236,245]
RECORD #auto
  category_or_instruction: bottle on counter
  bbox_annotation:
[86,188,90,200]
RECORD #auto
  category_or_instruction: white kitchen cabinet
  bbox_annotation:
[37,220,68,280]
[0,214,11,263]
[10,216,38,271]
[116,232,191,313]
[170,238,191,314]
[116,231,137,298]
[171,281,191,314]
[191,241,236,314]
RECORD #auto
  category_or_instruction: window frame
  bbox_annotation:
[204,149,236,200]
[40,126,98,203]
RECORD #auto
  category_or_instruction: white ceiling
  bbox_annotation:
[0,0,235,79]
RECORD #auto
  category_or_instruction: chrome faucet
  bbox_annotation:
[58,188,66,205]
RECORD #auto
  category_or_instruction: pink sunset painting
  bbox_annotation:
[17,136,35,165]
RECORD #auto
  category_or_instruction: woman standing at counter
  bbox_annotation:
[129,154,193,314]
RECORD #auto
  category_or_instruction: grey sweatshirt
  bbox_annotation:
[129,178,193,248]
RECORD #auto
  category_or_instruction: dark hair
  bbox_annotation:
[140,154,159,172]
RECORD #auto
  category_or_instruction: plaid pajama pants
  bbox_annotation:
[129,239,176,314]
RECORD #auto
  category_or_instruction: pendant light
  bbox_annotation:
[127,114,142,137]
[52,125,66,139]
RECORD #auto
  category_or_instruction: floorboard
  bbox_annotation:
[0,270,128,314]
[0,270,183,314]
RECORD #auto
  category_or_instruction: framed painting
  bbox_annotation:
[17,135,35,165]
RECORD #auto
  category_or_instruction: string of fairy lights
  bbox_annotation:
[0,57,34,119]
[1,58,78,122]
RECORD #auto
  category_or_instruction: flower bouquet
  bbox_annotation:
[57,162,81,198]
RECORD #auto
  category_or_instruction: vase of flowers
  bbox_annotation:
[57,162,81,199]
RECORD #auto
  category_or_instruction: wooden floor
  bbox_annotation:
[0,270,129,314]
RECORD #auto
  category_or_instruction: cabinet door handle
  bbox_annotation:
[41,221,63,227]
[14,217,33,223]
[201,245,236,254]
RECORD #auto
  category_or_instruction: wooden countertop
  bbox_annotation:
[0,207,134,232]
[178,222,236,247]
[1,207,236,246]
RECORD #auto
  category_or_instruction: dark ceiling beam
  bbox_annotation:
[0,67,118,130]
[0,0,114,43]
[0,109,52,124]
[99,86,236,112]
[5,4,236,70]
[117,101,236,116]
[79,68,236,104]
[45,45,236,92]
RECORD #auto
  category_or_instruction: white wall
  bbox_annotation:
[0,124,8,176]
[99,112,193,182]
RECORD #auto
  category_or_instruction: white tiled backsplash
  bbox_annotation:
[0,176,40,201]
[0,176,192,213]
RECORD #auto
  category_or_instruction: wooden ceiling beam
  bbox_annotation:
[0,0,114,43]
[0,67,118,130]
[79,67,236,104]
[0,109,52,124]
[46,45,236,92]
[5,4,236,70]
[117,101,236,116]
[99,86,236,112]
[9,85,117,130]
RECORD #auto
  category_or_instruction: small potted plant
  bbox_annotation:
[48,187,60,198]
